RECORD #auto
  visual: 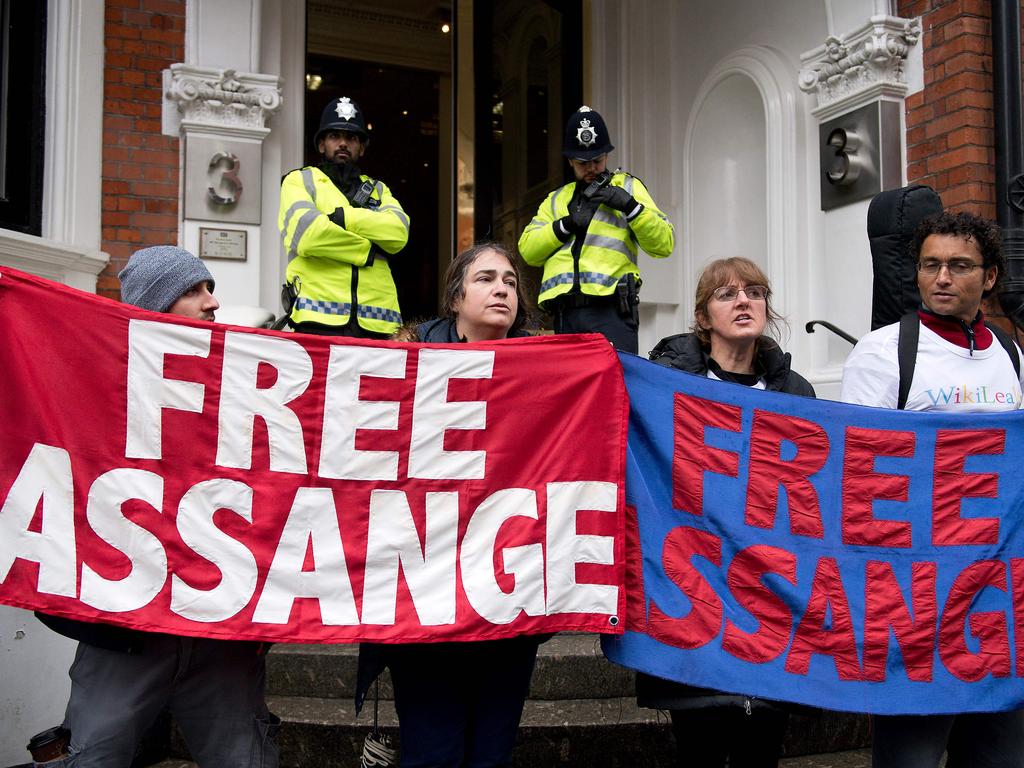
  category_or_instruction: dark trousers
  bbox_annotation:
[872,711,1024,768]
[669,707,788,768]
[385,637,541,768]
[552,299,638,354]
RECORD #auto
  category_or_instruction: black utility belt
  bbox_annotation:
[550,291,616,310]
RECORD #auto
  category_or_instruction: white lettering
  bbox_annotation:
[125,320,211,460]
[79,468,166,612]
[170,479,257,622]
[408,349,494,480]
[216,332,312,474]
[461,488,544,624]
[319,346,406,481]
[545,481,618,615]
[252,487,357,625]
[0,444,76,596]
[362,490,457,625]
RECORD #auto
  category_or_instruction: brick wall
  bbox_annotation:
[99,0,185,300]
[898,0,1024,218]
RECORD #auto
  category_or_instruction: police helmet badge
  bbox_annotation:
[335,97,358,120]
[576,117,597,149]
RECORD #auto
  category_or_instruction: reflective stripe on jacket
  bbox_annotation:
[279,166,410,333]
[518,172,673,307]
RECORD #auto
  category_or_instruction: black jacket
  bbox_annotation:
[637,332,814,712]
[648,332,815,397]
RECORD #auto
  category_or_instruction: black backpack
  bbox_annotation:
[868,185,944,331]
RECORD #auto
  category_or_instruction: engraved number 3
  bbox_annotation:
[825,128,861,187]
[208,152,243,205]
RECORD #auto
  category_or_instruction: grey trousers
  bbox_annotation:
[59,635,279,768]
[872,711,1024,768]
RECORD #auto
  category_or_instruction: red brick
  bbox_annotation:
[906,91,926,110]
[946,163,993,185]
[105,6,124,23]
[143,0,186,15]
[134,149,178,166]
[141,229,178,245]
[117,228,145,243]
[907,160,928,182]
[136,57,171,71]
[104,115,134,131]
[105,212,131,226]
[104,23,141,40]
[144,198,177,213]
[926,3,970,31]
[943,51,990,76]
[105,53,132,69]
[106,84,134,100]
[131,181,178,197]
[117,197,144,211]
[105,147,133,162]
[135,119,163,133]
[946,125,994,148]
[944,90,993,114]
[907,104,937,128]
[133,212,178,229]
[908,136,948,162]
[926,145,990,173]
[106,180,131,195]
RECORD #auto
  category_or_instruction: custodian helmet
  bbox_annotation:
[314,96,369,151]
[562,105,613,160]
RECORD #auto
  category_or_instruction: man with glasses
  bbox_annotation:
[841,211,1024,767]
[518,106,673,353]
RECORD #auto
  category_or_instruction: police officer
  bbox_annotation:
[278,96,410,337]
[518,106,673,353]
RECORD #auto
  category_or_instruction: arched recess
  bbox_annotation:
[681,46,803,327]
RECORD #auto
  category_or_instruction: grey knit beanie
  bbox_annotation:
[118,246,215,312]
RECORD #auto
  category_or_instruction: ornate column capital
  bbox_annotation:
[165,64,282,139]
[799,15,921,119]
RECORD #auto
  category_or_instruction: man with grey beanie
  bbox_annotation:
[34,245,279,768]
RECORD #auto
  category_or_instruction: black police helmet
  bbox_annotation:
[562,106,613,160]
[314,97,369,152]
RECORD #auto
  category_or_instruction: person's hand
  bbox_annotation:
[591,185,638,214]
[569,197,600,232]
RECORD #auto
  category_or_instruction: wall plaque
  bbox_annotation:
[199,227,247,261]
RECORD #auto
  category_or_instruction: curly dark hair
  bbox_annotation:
[440,241,533,334]
[911,212,1004,295]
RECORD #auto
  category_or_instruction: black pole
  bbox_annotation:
[992,0,1024,324]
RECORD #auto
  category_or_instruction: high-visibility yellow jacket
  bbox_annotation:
[518,172,673,307]
[279,166,410,334]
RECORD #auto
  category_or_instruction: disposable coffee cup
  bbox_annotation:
[27,725,70,765]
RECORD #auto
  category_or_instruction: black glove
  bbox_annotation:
[329,207,346,228]
[591,185,640,217]
[568,197,600,233]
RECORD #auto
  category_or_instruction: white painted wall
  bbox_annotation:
[590,0,898,399]
[0,1,105,761]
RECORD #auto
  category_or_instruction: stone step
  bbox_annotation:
[166,692,870,768]
[266,634,634,701]
[152,751,871,768]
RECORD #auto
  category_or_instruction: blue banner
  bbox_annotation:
[603,353,1024,715]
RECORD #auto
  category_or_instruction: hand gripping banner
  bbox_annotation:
[604,353,1024,716]
[0,267,627,644]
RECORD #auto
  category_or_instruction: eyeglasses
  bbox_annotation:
[917,260,984,276]
[711,284,768,302]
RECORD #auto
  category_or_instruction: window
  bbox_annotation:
[0,1,46,235]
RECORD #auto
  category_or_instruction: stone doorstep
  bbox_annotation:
[168,695,869,767]
[150,750,872,768]
[266,634,634,701]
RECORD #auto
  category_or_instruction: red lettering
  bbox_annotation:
[672,394,741,516]
[841,427,914,547]
[1013,558,1024,678]
[745,410,828,537]
[932,429,1003,547]
[785,557,862,680]
[863,561,937,682]
[938,560,1011,682]
[647,526,722,650]
[722,545,797,664]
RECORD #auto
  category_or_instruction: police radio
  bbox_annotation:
[351,179,381,209]
[582,170,613,200]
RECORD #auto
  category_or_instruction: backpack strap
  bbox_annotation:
[986,322,1022,378]
[896,312,919,411]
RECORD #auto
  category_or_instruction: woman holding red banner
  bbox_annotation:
[357,242,544,768]
[638,256,815,767]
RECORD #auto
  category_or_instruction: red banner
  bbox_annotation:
[0,267,627,643]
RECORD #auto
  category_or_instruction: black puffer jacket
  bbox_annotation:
[648,332,815,397]
[637,332,814,712]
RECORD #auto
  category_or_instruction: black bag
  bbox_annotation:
[867,185,943,330]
